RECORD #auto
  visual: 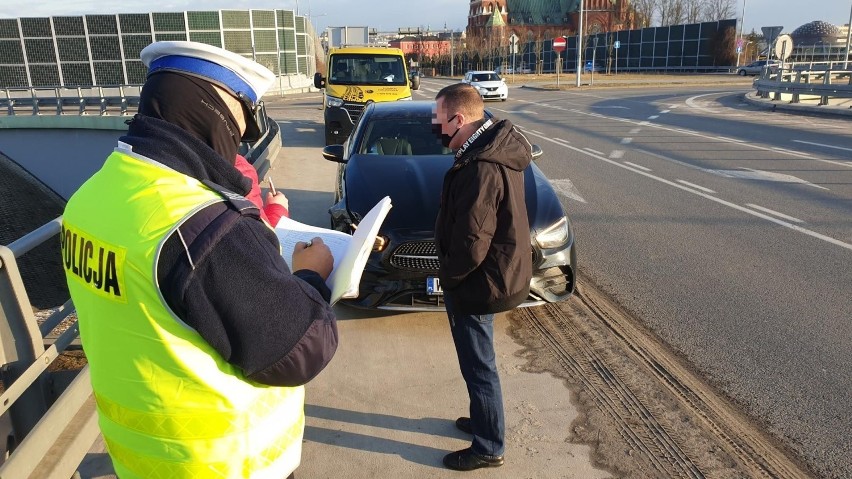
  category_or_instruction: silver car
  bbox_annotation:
[462,70,508,101]
[737,60,780,76]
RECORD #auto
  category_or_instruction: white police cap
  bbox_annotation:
[140,41,275,105]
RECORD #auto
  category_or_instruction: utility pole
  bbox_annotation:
[575,0,584,87]
[845,3,852,69]
[736,0,747,67]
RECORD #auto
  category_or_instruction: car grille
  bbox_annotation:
[343,102,365,123]
[390,241,440,271]
[485,87,498,92]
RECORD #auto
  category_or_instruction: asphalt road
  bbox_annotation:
[415,78,852,478]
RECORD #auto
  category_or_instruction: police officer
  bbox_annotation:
[61,41,338,478]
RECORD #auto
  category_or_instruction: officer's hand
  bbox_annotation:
[292,237,334,280]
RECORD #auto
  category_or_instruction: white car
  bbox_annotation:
[462,70,508,101]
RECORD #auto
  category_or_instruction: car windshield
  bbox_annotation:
[472,73,500,82]
[358,118,452,156]
[329,54,407,86]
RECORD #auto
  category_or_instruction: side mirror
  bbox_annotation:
[531,144,543,160]
[410,75,421,90]
[322,144,346,163]
[313,72,326,89]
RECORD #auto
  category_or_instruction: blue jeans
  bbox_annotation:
[444,293,505,457]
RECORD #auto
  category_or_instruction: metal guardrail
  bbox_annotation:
[0,219,99,479]
[0,93,281,477]
[754,66,852,106]
[0,85,142,116]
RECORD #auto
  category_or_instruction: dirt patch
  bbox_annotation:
[507,274,814,478]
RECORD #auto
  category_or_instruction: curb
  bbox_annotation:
[743,92,852,118]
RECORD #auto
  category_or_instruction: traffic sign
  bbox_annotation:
[552,36,566,53]
[509,33,519,54]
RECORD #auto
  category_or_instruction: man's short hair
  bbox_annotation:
[436,83,484,121]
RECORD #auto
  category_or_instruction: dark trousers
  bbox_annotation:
[444,293,505,457]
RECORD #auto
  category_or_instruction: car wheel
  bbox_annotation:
[738,70,746,76]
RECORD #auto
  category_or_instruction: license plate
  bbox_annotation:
[426,277,443,296]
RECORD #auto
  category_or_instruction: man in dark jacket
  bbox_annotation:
[432,83,533,471]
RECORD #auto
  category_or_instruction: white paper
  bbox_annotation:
[274,196,393,304]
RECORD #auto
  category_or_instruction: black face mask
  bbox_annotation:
[139,72,242,164]
[432,114,459,148]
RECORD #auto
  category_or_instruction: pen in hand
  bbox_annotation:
[268,178,277,196]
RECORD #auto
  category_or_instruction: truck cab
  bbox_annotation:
[314,46,417,145]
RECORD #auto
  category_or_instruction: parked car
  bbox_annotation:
[461,70,508,101]
[737,59,781,76]
[322,101,577,310]
[584,61,604,73]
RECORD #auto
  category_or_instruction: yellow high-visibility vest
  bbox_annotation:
[62,145,304,478]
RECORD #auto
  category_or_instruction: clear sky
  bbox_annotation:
[2,1,849,36]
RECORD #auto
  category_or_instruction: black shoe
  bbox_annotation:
[455,416,472,434]
[443,448,504,471]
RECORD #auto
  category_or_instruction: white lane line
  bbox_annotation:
[494,108,539,115]
[716,136,745,143]
[793,140,852,154]
[685,91,744,116]
[819,159,852,168]
[553,138,571,144]
[771,147,815,159]
[550,178,587,203]
[623,161,651,171]
[584,147,604,155]
[610,150,625,159]
[521,130,852,251]
[746,204,804,224]
[629,128,642,134]
[621,137,633,144]
[634,148,709,173]
[648,115,660,120]
[528,129,543,135]
[639,121,651,126]
[660,110,671,114]
[676,180,716,194]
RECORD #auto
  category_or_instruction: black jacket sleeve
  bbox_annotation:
[158,212,337,387]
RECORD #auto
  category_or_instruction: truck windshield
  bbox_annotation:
[329,54,407,86]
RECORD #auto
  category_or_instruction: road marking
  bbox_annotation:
[592,105,629,109]
[621,137,633,144]
[634,148,709,173]
[629,128,642,134]
[746,204,804,224]
[685,92,744,116]
[553,138,571,144]
[528,129,544,135]
[793,140,852,154]
[520,130,852,252]
[770,147,815,159]
[623,161,651,171]
[584,147,604,155]
[609,150,625,159]
[716,136,745,143]
[550,178,587,203]
[660,110,671,114]
[676,180,716,194]
[494,108,539,115]
[710,167,829,190]
[648,115,660,120]
[639,121,651,126]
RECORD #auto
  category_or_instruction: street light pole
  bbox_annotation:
[575,0,584,87]
[736,0,747,67]
[844,3,852,69]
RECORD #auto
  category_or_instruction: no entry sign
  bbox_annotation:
[552,36,566,53]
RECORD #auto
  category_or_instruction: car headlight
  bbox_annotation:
[326,96,344,108]
[535,217,570,249]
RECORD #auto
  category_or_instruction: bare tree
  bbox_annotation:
[659,0,686,26]
[632,0,658,27]
[684,0,704,24]
[702,0,736,22]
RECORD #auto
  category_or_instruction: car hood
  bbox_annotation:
[345,154,453,231]
[471,80,504,88]
[344,154,567,234]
